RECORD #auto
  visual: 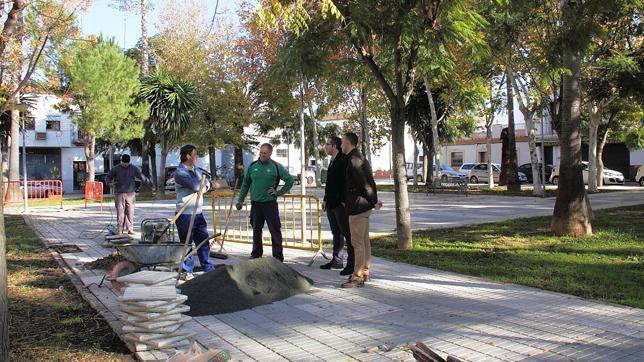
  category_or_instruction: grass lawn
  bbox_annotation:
[372,205,644,309]
[377,183,560,197]
[5,214,133,361]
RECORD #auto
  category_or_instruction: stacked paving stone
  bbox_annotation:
[116,271,195,352]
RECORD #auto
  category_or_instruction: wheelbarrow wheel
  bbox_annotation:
[109,261,137,291]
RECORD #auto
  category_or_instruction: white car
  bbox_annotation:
[406,163,424,182]
[458,163,477,176]
[636,165,644,186]
[549,161,624,185]
[406,163,467,183]
[468,163,527,184]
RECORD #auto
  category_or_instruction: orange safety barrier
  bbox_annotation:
[84,181,104,211]
[210,190,325,265]
[2,180,64,208]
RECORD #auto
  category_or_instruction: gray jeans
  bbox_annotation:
[115,192,135,233]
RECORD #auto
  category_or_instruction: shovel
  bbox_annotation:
[209,177,240,259]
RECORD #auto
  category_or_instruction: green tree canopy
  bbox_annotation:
[66,36,148,181]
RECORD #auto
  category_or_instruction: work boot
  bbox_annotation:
[180,272,194,281]
[341,277,364,288]
[339,266,354,276]
[320,261,343,270]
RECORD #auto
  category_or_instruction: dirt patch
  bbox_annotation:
[179,257,313,316]
[49,244,83,253]
[84,253,127,270]
[6,215,133,361]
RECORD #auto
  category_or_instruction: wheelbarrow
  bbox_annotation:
[107,176,217,290]
[107,235,218,290]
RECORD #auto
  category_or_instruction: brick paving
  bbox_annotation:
[13,192,644,361]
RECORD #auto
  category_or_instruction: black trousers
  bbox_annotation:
[250,200,283,261]
[327,204,353,267]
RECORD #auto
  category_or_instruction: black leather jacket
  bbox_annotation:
[324,152,347,209]
[343,148,378,215]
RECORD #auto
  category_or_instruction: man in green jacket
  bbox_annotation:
[236,143,294,261]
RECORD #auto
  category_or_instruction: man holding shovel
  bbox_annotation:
[175,144,213,280]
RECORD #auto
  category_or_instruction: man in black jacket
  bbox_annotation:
[321,136,353,274]
[340,132,382,288]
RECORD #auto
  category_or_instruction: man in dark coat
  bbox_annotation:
[340,132,382,288]
[321,136,353,274]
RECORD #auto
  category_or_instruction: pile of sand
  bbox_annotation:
[179,257,313,316]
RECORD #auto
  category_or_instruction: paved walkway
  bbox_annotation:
[14,191,644,361]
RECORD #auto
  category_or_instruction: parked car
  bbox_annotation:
[549,161,624,185]
[434,164,468,183]
[406,163,467,183]
[406,163,424,182]
[458,163,477,176]
[517,163,554,183]
[636,165,644,186]
[468,163,528,184]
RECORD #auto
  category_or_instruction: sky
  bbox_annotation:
[79,0,241,50]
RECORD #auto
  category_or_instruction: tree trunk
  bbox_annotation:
[391,104,412,250]
[307,102,321,187]
[208,146,217,179]
[412,139,419,186]
[2,134,8,183]
[149,145,157,189]
[426,143,434,184]
[8,107,20,200]
[587,105,600,193]
[486,123,494,188]
[234,146,244,187]
[140,0,149,76]
[424,76,441,182]
[551,37,592,236]
[527,119,543,196]
[0,145,8,362]
[9,108,19,182]
[139,135,153,195]
[84,134,96,182]
[422,143,430,184]
[505,67,520,192]
[510,72,543,196]
[597,126,609,188]
[0,0,28,58]
[156,136,167,198]
[359,86,372,164]
[108,145,114,171]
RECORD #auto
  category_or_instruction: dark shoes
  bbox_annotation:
[339,267,354,276]
[320,261,343,270]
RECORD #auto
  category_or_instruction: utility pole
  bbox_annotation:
[299,69,307,243]
[540,113,546,191]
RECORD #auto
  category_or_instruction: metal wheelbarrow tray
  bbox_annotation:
[116,243,186,267]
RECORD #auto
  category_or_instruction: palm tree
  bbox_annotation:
[139,70,199,197]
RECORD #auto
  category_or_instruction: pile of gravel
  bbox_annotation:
[179,257,314,316]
